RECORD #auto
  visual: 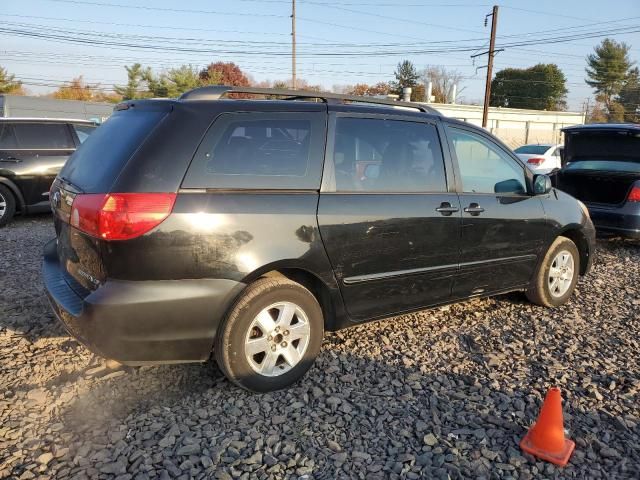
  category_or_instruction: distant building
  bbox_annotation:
[420,102,585,147]
[0,95,114,123]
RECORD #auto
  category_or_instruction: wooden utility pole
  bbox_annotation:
[291,0,297,89]
[482,5,498,128]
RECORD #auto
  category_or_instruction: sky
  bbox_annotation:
[2,0,640,111]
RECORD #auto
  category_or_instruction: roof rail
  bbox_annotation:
[179,86,440,115]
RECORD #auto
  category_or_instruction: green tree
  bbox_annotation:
[0,66,24,94]
[618,67,640,123]
[114,63,150,100]
[490,64,568,110]
[391,60,420,96]
[585,38,634,117]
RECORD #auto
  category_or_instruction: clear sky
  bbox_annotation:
[2,0,639,111]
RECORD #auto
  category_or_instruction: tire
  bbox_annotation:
[526,236,580,307]
[0,185,16,228]
[215,277,324,392]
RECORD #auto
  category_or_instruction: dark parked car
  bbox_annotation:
[43,87,596,392]
[0,118,97,226]
[555,123,640,238]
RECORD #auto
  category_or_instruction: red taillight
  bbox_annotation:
[628,186,640,202]
[527,157,545,166]
[70,193,176,240]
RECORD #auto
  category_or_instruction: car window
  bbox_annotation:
[514,145,549,155]
[183,112,325,190]
[332,117,446,192]
[13,123,74,149]
[72,124,97,144]
[448,127,526,194]
[0,124,18,149]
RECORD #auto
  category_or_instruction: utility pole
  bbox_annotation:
[482,5,498,128]
[291,0,297,89]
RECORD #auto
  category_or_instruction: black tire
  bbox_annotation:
[526,236,580,307]
[0,185,16,228]
[215,277,324,392]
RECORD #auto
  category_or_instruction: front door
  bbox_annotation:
[443,124,548,298]
[318,114,461,321]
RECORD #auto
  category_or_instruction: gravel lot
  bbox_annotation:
[1,214,639,479]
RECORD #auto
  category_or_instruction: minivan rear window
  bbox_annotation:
[60,109,166,193]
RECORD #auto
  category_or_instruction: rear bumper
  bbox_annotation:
[586,202,640,239]
[42,239,245,365]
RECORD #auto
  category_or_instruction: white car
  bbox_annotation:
[514,144,563,174]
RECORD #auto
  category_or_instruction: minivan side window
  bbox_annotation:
[331,117,446,193]
[13,123,74,149]
[183,112,325,190]
[447,127,526,194]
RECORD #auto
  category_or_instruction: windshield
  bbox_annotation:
[514,145,551,155]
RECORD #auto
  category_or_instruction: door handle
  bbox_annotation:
[435,202,459,216]
[464,203,485,216]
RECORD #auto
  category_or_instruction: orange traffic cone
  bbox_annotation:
[520,387,575,467]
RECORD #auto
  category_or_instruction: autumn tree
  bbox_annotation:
[491,64,568,110]
[199,62,249,86]
[53,76,98,101]
[346,82,391,96]
[586,38,634,117]
[422,66,464,103]
[0,66,24,95]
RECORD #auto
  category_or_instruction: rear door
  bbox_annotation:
[443,123,548,297]
[11,122,76,207]
[317,113,460,321]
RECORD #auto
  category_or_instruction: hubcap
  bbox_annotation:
[244,301,311,377]
[0,192,6,218]
[548,250,575,298]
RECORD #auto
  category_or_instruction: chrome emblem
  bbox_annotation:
[51,190,61,209]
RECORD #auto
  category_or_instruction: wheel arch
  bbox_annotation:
[0,176,25,212]
[557,226,591,275]
[241,262,344,331]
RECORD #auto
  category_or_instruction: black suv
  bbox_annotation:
[0,118,97,226]
[43,87,595,392]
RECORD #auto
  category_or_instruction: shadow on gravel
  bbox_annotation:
[53,343,639,479]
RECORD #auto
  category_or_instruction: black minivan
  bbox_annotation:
[43,87,595,392]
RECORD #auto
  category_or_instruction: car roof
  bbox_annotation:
[0,117,98,124]
[562,123,640,133]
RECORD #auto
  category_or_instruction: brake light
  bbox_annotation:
[527,157,545,166]
[70,193,176,240]
[628,186,640,202]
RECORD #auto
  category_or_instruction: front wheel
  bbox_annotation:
[526,236,580,307]
[215,277,324,392]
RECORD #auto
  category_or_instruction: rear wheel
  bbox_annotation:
[215,277,324,392]
[0,185,16,227]
[526,236,580,307]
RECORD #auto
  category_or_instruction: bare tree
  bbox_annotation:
[422,66,465,103]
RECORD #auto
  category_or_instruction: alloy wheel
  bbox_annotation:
[548,250,575,298]
[244,301,311,377]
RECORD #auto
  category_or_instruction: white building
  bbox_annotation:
[422,102,585,148]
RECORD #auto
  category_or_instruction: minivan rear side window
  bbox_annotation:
[183,112,325,190]
[60,109,167,193]
[0,123,18,149]
[330,117,447,193]
[14,123,74,149]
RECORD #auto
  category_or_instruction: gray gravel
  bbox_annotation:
[1,214,639,479]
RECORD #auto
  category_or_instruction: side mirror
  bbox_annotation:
[494,178,525,194]
[363,163,380,180]
[533,174,552,195]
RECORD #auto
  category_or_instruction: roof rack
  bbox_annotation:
[179,85,440,115]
